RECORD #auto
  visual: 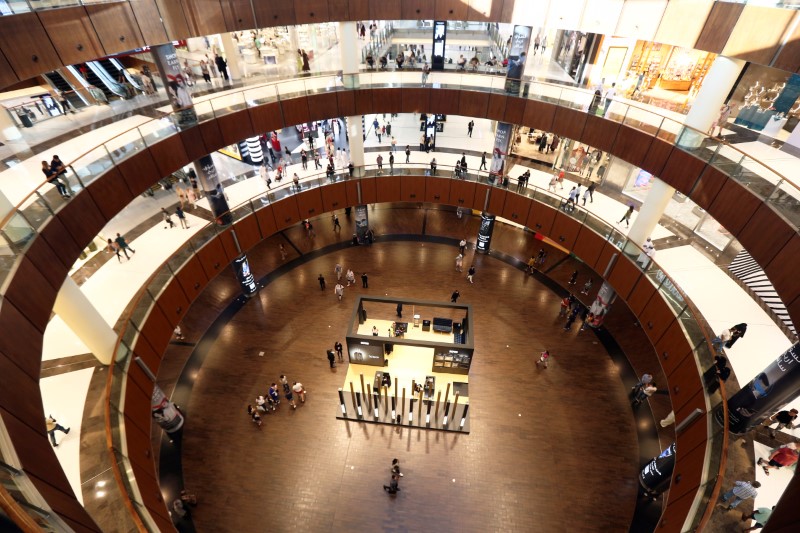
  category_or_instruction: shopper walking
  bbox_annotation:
[214,54,229,81]
[361,272,369,288]
[618,205,634,227]
[459,238,467,254]
[279,243,287,261]
[335,341,344,362]
[247,405,262,426]
[603,83,616,117]
[327,349,336,368]
[582,182,595,205]
[175,206,189,229]
[764,409,798,438]
[430,157,437,175]
[292,382,306,403]
[346,269,356,286]
[115,233,136,256]
[479,152,487,171]
[421,62,430,85]
[568,270,578,285]
[742,507,774,532]
[718,481,761,510]
[467,265,476,284]
[318,274,326,291]
[758,444,798,476]
[334,283,344,301]
[376,154,383,171]
[467,120,474,137]
[46,415,70,447]
[455,253,463,272]
[396,303,403,318]
[391,458,404,477]
[580,278,593,295]
[384,474,400,494]
[536,350,550,369]
[451,290,460,303]
[279,375,297,409]
[161,208,175,229]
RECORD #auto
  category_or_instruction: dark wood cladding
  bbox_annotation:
[626,277,657,316]
[116,150,162,196]
[638,290,676,345]
[321,182,349,212]
[128,0,170,44]
[448,179,476,207]
[372,88,402,114]
[233,213,262,251]
[369,0,400,19]
[307,91,339,123]
[0,49,18,88]
[328,0,351,21]
[689,166,728,210]
[425,176,451,203]
[656,320,694,376]
[271,195,302,230]
[376,175,402,203]
[295,0,330,25]
[353,89,374,116]
[501,193,531,224]
[248,102,283,133]
[551,107,587,141]
[523,99,556,132]
[255,204,278,237]
[399,175,425,202]
[402,0,434,20]
[765,234,800,308]
[216,109,256,146]
[175,254,210,303]
[181,0,228,36]
[642,137,673,176]
[458,90,490,118]
[695,1,743,53]
[0,12,62,81]
[612,125,653,169]
[295,188,325,219]
[429,88,461,116]
[502,96,525,126]
[469,0,506,22]
[401,88,430,114]
[154,0,192,40]
[147,134,189,177]
[180,127,211,163]
[772,13,800,73]
[196,237,228,278]
[85,2,145,55]
[659,147,707,193]
[222,0,257,31]
[550,212,582,250]
[571,227,606,268]
[85,166,135,221]
[736,203,796,266]
[582,115,620,154]
[37,7,105,66]
[154,277,191,325]
[436,0,468,20]
[486,187,506,215]
[359,177,377,204]
[254,2,297,27]
[53,192,108,258]
[606,256,642,301]
[526,202,557,236]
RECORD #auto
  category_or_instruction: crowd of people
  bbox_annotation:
[246,376,307,427]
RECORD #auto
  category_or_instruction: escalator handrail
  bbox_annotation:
[86,61,127,98]
[110,58,144,91]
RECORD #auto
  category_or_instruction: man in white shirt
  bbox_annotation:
[603,83,617,117]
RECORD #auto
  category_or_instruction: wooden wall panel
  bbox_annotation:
[147,134,189,177]
[626,277,656,316]
[659,490,699,533]
[0,49,19,88]
[674,385,706,425]
[458,91,490,118]
[595,241,623,274]
[606,256,641,300]
[254,2,297,30]
[25,471,102,531]
[773,12,800,73]
[706,178,759,237]
[307,92,339,123]
[659,148,706,193]
[611,125,653,169]
[17,238,65,291]
[436,0,468,20]
[400,175,425,202]
[271,196,302,230]
[689,166,727,210]
[196,237,228,279]
[248,102,283,133]
[222,0,257,31]
[582,115,620,154]
[129,0,169,44]
[54,191,107,250]
[502,96,525,125]
[472,184,490,211]
[175,254,209,303]
[181,0,228,35]
[337,90,357,117]
[551,107,587,141]
[638,295,676,346]
[369,0,401,19]
[295,0,329,24]
[550,213,582,250]
[138,302,173,359]
[179,127,210,163]
[676,411,709,456]
[376,176,402,203]
[360,177,377,204]
[0,352,48,424]
[571,227,605,268]
[429,88,461,116]
[486,188,507,216]
[656,320,694,376]
[154,0,191,40]
[401,88,430,114]
[469,0,505,22]
[642,137,673,176]
[0,13,62,81]
[217,109,256,146]
[233,214,262,252]
[526,202,557,236]
[501,194,531,225]
[39,217,83,270]
[668,432,706,502]
[198,119,225,154]
[486,93,506,122]
[322,182,349,212]
[523,99,555,132]
[328,0,351,21]
[155,277,190,325]
[354,89,374,116]
[425,177,451,203]
[737,203,796,267]
[765,234,800,308]
[217,228,239,262]
[694,1,743,53]
[723,5,795,64]
[449,180,477,207]
[373,88,402,114]
[295,188,325,219]
[255,205,278,237]
[116,150,161,196]
[347,0,369,20]
[85,3,145,55]
[85,166,135,221]
[402,0,434,19]
[37,8,105,66]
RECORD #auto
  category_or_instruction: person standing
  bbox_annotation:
[279,243,287,261]
[430,157,437,175]
[346,269,356,286]
[580,278,593,295]
[361,272,369,288]
[396,303,403,318]
[46,415,70,447]
[115,233,136,256]
[537,350,550,368]
[479,152,487,171]
[334,341,344,362]
[564,305,580,331]
[334,263,343,281]
[106,238,125,262]
[175,206,189,229]
[327,349,336,368]
[214,54,229,81]
[301,50,311,73]
[467,265,476,284]
[757,444,799,475]
[764,409,799,438]
[467,120,474,137]
[718,480,761,510]
[451,290,460,303]
[459,239,467,254]
[280,375,297,409]
[455,253,463,272]
[582,182,595,205]
[301,150,308,170]
[421,62,430,85]
[603,83,617,117]
[568,270,578,285]
[618,205,634,227]
[376,154,383,171]
[318,274,326,291]
[712,326,733,355]
[405,146,411,164]
[632,382,657,407]
[742,507,774,532]
[42,161,70,198]
[161,208,175,229]
[293,382,306,403]
[391,458,404,477]
[384,474,400,494]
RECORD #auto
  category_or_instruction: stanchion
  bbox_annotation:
[417,388,423,423]
[442,401,451,427]
[338,388,346,416]
[350,382,361,417]
[401,387,406,424]
[434,390,441,420]
[355,391,363,417]
[425,399,432,426]
[373,389,379,418]
[366,384,373,412]
[408,396,414,424]
[444,383,450,406]
[448,392,460,428]
[383,386,388,416]
[460,403,469,430]
[360,373,366,407]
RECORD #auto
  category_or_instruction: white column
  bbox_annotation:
[678,56,745,148]
[338,22,359,75]
[626,178,675,248]
[220,32,242,81]
[347,116,365,174]
[53,278,117,365]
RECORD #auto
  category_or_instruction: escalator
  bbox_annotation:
[82,63,120,101]
[42,71,86,110]
[109,57,144,91]
[98,58,123,83]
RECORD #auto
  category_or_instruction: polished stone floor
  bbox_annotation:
[167,205,663,532]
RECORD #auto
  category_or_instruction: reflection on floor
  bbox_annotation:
[39,367,95,505]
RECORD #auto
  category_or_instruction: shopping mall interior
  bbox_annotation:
[0,1,799,532]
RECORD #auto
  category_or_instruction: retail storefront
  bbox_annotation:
[626,41,715,96]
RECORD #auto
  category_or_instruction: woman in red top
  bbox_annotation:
[758,444,799,475]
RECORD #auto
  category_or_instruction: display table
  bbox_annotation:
[762,116,788,137]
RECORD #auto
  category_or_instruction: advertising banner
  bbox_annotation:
[151,384,184,433]
[717,342,800,434]
[151,44,197,129]
[476,212,495,253]
[587,281,616,328]
[233,254,257,296]
[505,25,532,93]
[639,443,676,492]
[195,154,232,225]
[355,204,369,243]
[490,122,513,183]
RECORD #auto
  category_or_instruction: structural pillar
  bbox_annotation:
[151,43,197,129]
[677,56,745,148]
[338,21,359,74]
[193,154,232,225]
[347,116,365,175]
[219,32,242,81]
[53,278,117,365]
[626,178,675,247]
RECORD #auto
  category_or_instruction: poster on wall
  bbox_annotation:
[355,204,369,243]
[152,44,197,129]
[151,385,184,433]
[490,122,513,182]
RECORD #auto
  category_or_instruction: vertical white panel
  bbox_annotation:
[615,0,668,41]
[545,0,585,30]
[511,0,550,29]
[579,0,625,35]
